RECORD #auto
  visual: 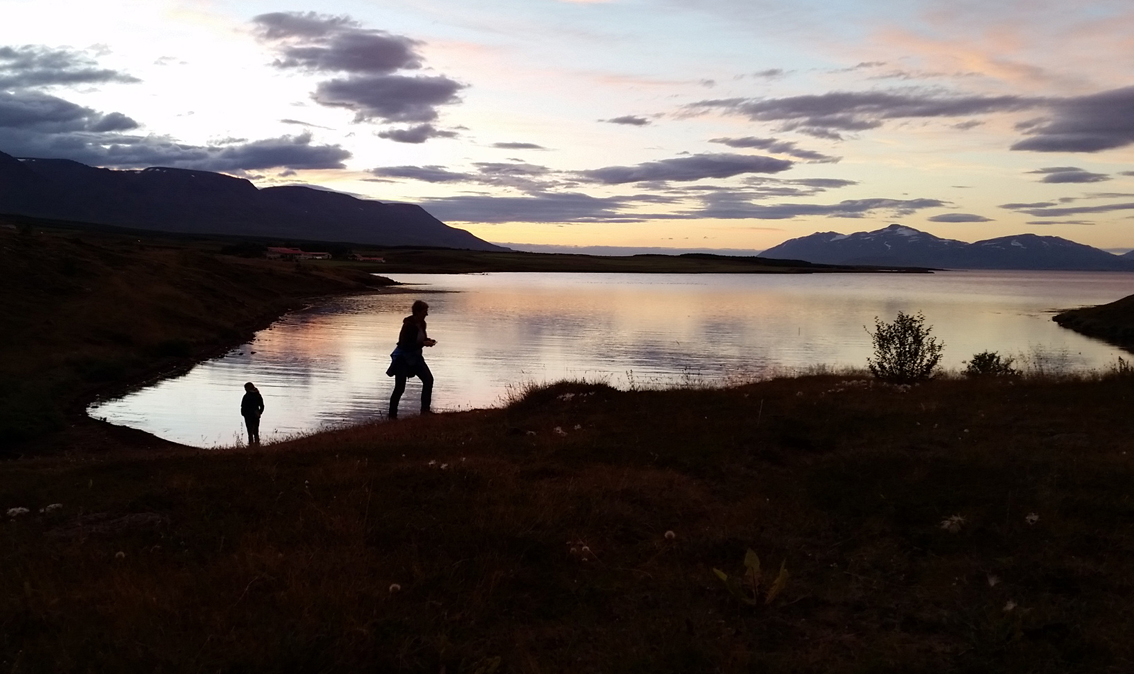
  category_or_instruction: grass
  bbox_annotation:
[4,373,1134,672]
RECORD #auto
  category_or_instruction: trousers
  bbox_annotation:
[389,359,433,416]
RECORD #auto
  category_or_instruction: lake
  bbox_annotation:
[88,270,1134,447]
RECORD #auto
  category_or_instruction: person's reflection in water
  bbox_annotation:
[386,300,436,419]
[241,381,265,445]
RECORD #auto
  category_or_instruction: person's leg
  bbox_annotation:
[389,374,407,419]
[417,360,434,413]
[245,415,260,444]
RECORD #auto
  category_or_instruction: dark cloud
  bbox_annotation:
[1005,202,1134,218]
[1026,220,1095,225]
[927,213,993,222]
[603,115,651,126]
[1029,166,1110,183]
[280,118,332,129]
[369,165,470,182]
[1012,86,1134,153]
[682,196,945,220]
[580,153,793,184]
[0,90,139,133]
[369,160,555,191]
[1122,171,1134,176]
[252,12,357,40]
[377,123,457,143]
[492,142,546,150]
[253,12,463,131]
[709,136,840,163]
[1000,201,1058,209]
[1,119,349,171]
[0,45,138,89]
[690,91,1042,140]
[313,74,463,123]
[253,13,420,74]
[420,191,645,224]
[752,69,786,78]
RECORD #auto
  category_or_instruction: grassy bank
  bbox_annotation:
[1053,293,1134,351]
[3,373,1134,672]
[0,217,392,454]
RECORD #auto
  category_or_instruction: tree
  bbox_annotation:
[866,311,944,383]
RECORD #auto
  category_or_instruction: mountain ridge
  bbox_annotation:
[762,224,1133,271]
[0,151,503,251]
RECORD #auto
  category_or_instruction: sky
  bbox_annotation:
[2,0,1134,253]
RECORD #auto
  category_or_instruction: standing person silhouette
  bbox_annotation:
[241,382,265,445]
[386,300,436,419]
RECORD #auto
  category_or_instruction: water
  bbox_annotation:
[88,270,1134,447]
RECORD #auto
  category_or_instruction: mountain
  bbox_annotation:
[761,224,1134,271]
[0,150,503,251]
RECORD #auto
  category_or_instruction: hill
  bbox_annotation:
[0,150,502,251]
[762,224,1134,271]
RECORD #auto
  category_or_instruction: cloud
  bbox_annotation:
[752,69,786,79]
[1122,171,1134,177]
[580,153,793,184]
[0,89,139,133]
[1,117,349,171]
[1003,202,1134,218]
[253,12,420,74]
[377,123,457,143]
[0,45,138,89]
[313,74,463,123]
[603,115,651,126]
[1025,220,1095,226]
[1028,166,1110,184]
[690,90,1042,140]
[253,12,464,131]
[492,142,546,150]
[927,213,993,222]
[370,160,555,191]
[681,196,946,220]
[420,191,645,223]
[1012,86,1134,153]
[709,136,839,163]
[369,165,470,182]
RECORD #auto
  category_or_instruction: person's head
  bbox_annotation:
[412,300,429,317]
[244,382,256,392]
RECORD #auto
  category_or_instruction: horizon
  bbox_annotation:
[3,1,1134,252]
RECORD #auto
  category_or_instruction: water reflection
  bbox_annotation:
[89,271,1134,447]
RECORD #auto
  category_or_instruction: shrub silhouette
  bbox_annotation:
[866,311,943,383]
[963,350,1018,378]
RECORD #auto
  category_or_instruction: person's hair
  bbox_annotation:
[412,300,429,315]
[244,382,256,391]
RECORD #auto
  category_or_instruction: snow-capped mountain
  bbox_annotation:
[761,224,1133,271]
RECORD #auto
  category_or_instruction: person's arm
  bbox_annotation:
[257,393,265,415]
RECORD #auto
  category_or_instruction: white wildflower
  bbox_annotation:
[1025,512,1039,525]
[115,551,125,560]
[940,515,966,533]
[7,507,29,518]
[440,463,448,470]
[557,393,575,401]
[664,530,676,540]
[988,575,1000,587]
[427,460,436,466]
[574,424,582,431]
[525,430,536,436]
[554,426,567,436]
[389,583,401,593]
[1003,600,1017,612]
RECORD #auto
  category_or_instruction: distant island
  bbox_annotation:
[762,224,1134,271]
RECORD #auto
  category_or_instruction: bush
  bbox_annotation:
[866,311,944,383]
[963,351,1018,378]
